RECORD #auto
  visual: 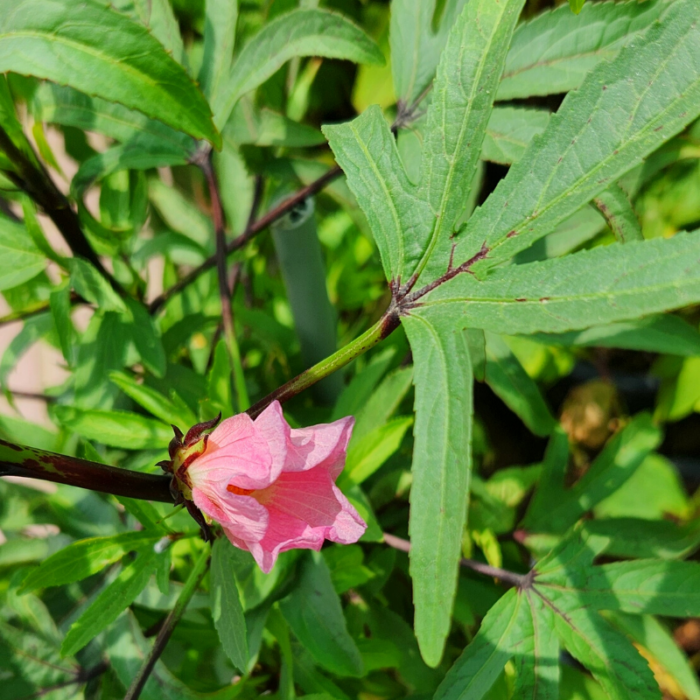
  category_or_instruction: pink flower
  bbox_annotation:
[179,401,366,573]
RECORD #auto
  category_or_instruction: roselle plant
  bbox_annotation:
[2,0,700,697]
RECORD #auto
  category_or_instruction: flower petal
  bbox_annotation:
[286,416,355,477]
[192,485,269,543]
[252,466,366,568]
[252,401,290,483]
[189,413,273,490]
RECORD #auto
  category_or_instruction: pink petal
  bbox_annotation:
[286,416,355,477]
[246,466,366,571]
[192,485,268,543]
[188,413,273,490]
[252,401,290,483]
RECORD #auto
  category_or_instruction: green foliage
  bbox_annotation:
[3,0,700,698]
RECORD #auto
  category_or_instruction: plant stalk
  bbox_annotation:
[124,546,211,700]
[148,165,342,314]
[246,309,400,419]
[0,125,119,290]
[383,533,528,589]
[201,155,250,412]
[0,439,173,502]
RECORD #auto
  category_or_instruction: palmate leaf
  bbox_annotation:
[431,0,700,284]
[404,310,473,667]
[415,233,700,336]
[0,0,218,146]
[325,0,524,286]
[498,0,665,99]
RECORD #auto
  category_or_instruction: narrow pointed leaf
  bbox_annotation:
[484,332,556,437]
[20,531,163,593]
[412,0,525,284]
[211,538,248,672]
[561,560,700,617]
[390,0,468,105]
[417,234,700,336]
[434,589,522,700]
[215,9,384,129]
[279,553,364,677]
[323,105,431,282]
[404,310,473,666]
[512,592,560,700]
[483,107,551,165]
[0,0,219,145]
[498,0,665,100]
[446,0,700,280]
[61,549,158,656]
[199,0,238,103]
[0,216,46,291]
[551,605,659,700]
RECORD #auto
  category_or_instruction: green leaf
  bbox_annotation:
[53,405,172,449]
[214,8,384,129]
[72,140,189,197]
[532,314,700,357]
[551,606,659,700]
[550,559,700,618]
[404,310,473,667]
[227,100,325,148]
[199,0,238,104]
[568,0,586,15]
[122,297,166,378]
[447,0,700,281]
[586,518,700,561]
[0,619,78,696]
[331,348,396,421]
[434,589,522,700]
[483,107,551,165]
[323,105,432,283]
[31,82,193,153]
[20,531,162,592]
[61,548,159,656]
[109,371,197,428]
[0,0,218,145]
[0,215,46,290]
[484,332,556,437]
[0,313,53,388]
[105,611,230,700]
[340,416,412,487]
[524,414,660,533]
[389,0,468,105]
[512,592,560,700]
[608,613,700,700]
[68,257,125,313]
[49,280,75,367]
[352,366,413,442]
[211,538,249,672]
[498,0,665,100]
[593,184,643,244]
[279,552,364,677]
[418,235,700,336]
[595,453,689,521]
[412,0,525,284]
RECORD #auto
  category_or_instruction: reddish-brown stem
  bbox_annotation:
[0,439,173,502]
[383,533,529,588]
[0,126,121,292]
[148,166,342,314]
